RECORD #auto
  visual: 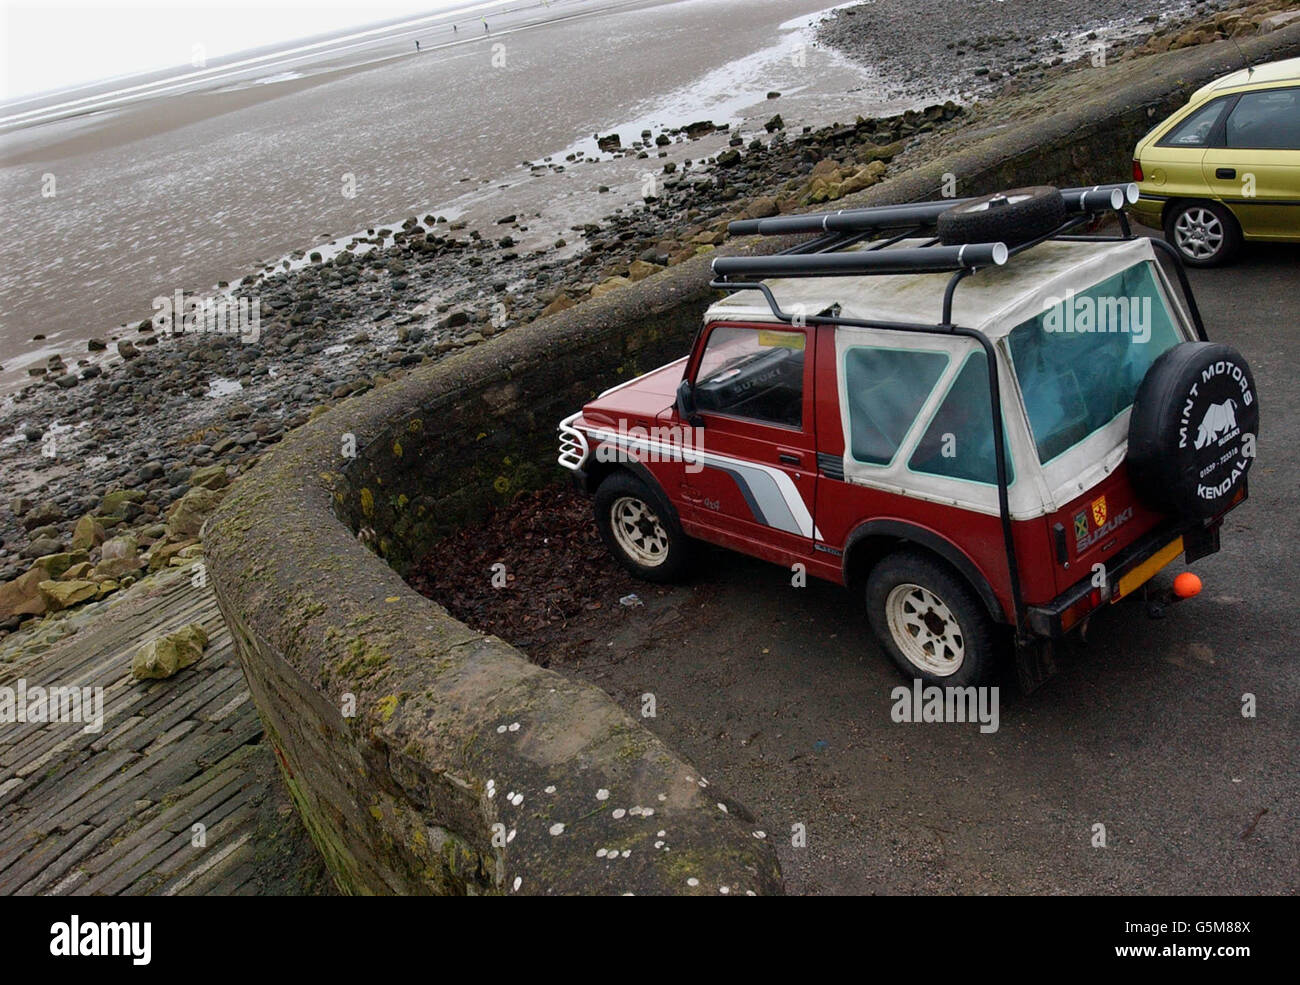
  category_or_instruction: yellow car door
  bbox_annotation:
[1202,85,1300,241]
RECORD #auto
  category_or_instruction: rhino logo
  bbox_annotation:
[1195,399,1238,449]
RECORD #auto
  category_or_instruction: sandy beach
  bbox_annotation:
[0,0,882,384]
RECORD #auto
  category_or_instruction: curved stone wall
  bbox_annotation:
[204,248,788,895]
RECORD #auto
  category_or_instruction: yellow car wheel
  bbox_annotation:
[1163,200,1243,267]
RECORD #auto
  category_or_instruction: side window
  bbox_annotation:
[1158,98,1229,148]
[1225,87,1300,150]
[909,350,1013,486]
[693,325,805,428]
[842,347,948,465]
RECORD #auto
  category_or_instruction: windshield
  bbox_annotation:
[1007,261,1183,465]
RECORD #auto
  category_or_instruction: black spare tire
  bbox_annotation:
[937,186,1067,247]
[1127,341,1258,520]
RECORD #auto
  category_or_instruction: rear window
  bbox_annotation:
[1157,97,1229,148]
[1007,262,1182,465]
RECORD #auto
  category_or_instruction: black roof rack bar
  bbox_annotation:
[707,278,955,333]
[868,227,924,251]
[730,200,961,238]
[784,226,923,257]
[1148,237,1210,341]
[779,230,847,255]
[711,241,1007,281]
[728,183,1138,238]
[941,213,1092,323]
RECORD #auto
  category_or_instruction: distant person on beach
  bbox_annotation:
[415,40,420,51]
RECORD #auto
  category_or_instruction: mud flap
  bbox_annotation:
[1015,638,1057,694]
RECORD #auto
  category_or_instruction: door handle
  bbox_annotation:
[1215,167,1236,180]
[778,453,802,466]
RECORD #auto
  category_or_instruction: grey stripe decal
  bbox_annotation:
[709,463,802,537]
[581,426,821,539]
[711,464,766,525]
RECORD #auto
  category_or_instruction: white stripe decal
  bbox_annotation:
[585,428,823,541]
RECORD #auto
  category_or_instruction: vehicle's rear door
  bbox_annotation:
[680,322,818,564]
[1203,85,1300,240]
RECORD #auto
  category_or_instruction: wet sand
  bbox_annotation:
[0,0,878,384]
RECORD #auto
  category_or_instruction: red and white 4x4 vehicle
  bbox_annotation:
[557,185,1258,688]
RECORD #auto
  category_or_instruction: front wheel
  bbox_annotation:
[865,551,997,686]
[593,472,691,582]
[1164,200,1242,267]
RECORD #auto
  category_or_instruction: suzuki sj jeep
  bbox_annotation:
[557,184,1258,688]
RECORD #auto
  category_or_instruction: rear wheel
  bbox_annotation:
[865,551,997,686]
[1163,200,1241,267]
[593,472,690,582]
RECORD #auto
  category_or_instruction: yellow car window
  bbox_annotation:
[1160,98,1229,148]
[1226,88,1300,150]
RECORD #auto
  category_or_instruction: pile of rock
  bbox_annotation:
[0,466,229,632]
[561,103,960,304]
[1128,0,1300,55]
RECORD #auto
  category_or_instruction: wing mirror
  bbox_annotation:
[677,378,703,427]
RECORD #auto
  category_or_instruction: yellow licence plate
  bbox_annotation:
[1115,536,1184,601]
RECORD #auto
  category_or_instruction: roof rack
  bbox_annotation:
[726,183,1137,238]
[709,183,1140,308]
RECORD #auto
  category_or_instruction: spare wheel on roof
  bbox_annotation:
[937,186,1066,247]
[1127,341,1258,520]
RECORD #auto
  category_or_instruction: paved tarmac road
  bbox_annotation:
[568,233,1300,895]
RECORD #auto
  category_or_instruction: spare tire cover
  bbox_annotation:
[1128,341,1258,519]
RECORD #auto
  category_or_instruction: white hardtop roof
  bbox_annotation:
[706,236,1160,339]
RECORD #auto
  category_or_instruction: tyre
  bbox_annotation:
[937,186,1067,247]
[1163,200,1242,267]
[593,471,690,582]
[1127,341,1258,519]
[865,551,997,686]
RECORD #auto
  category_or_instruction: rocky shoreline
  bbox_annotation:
[2,0,1294,638]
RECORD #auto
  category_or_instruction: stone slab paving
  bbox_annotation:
[0,563,330,895]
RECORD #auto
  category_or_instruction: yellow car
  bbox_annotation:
[1131,56,1299,266]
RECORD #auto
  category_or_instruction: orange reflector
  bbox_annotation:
[1173,572,1203,599]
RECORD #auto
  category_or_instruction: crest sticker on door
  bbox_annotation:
[1091,495,1107,528]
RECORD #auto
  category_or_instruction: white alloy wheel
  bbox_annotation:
[609,496,669,567]
[1173,207,1225,261]
[884,582,966,676]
